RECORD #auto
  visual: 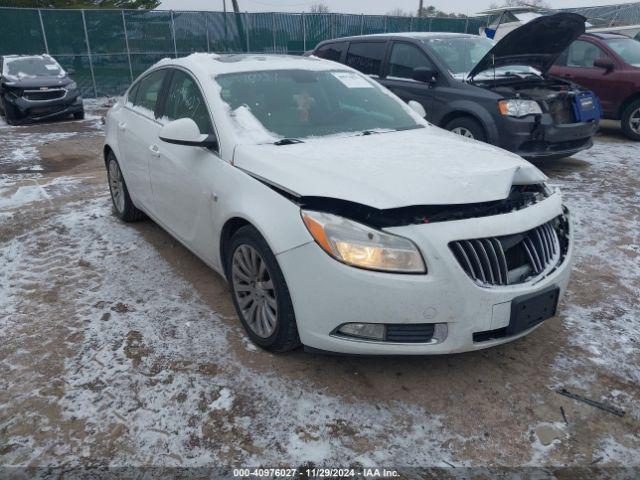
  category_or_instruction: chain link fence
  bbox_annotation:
[0,7,490,97]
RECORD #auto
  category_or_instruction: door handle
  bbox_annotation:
[118,121,127,131]
[148,144,160,157]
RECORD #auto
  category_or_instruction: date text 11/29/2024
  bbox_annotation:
[233,468,400,478]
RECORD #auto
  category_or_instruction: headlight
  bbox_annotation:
[67,81,78,91]
[301,210,426,274]
[498,99,542,117]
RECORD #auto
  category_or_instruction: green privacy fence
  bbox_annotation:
[0,7,489,98]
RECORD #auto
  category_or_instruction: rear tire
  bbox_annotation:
[106,152,145,222]
[445,116,486,142]
[73,110,85,120]
[621,99,640,141]
[227,225,301,352]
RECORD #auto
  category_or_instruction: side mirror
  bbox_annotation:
[66,68,76,76]
[408,100,426,118]
[412,67,438,84]
[593,58,615,72]
[159,118,218,149]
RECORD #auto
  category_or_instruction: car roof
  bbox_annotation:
[319,32,474,43]
[154,53,345,76]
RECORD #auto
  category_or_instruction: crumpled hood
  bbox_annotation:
[469,13,586,79]
[233,127,547,210]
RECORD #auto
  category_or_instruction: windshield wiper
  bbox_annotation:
[274,138,304,146]
[357,129,393,136]
[357,125,424,136]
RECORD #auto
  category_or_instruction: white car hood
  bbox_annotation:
[233,127,546,209]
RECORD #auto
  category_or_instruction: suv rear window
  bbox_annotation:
[346,42,386,76]
[315,42,346,62]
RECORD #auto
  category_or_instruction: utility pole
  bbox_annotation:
[223,0,228,49]
[418,0,423,18]
[231,0,248,52]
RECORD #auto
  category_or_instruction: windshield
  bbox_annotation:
[606,38,640,67]
[3,55,65,79]
[215,69,421,140]
[423,37,494,76]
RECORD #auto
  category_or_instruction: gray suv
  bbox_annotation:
[311,13,600,160]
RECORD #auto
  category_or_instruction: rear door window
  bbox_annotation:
[163,69,212,134]
[388,42,435,79]
[346,42,386,76]
[131,70,166,118]
[315,42,346,62]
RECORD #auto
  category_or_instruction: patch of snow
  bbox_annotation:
[208,388,234,411]
[0,196,462,466]
[526,421,567,466]
[0,176,82,210]
[596,436,640,466]
[549,140,640,386]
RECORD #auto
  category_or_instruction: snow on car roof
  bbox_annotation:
[154,52,340,77]
[320,32,473,42]
[2,54,54,61]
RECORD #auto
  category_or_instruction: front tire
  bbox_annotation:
[445,116,486,142]
[73,110,85,120]
[106,152,145,222]
[621,99,640,141]
[227,225,300,352]
[1,97,18,125]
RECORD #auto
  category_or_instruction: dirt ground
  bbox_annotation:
[0,103,638,477]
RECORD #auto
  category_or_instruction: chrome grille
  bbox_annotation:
[450,219,564,286]
[22,89,66,101]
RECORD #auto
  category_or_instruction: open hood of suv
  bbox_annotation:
[468,13,586,80]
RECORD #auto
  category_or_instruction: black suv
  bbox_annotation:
[311,13,600,160]
[0,54,84,125]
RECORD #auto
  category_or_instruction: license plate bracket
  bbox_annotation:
[507,286,559,336]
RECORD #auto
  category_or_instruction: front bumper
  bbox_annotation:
[3,90,84,123]
[496,113,598,160]
[277,193,573,355]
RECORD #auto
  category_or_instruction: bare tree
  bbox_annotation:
[489,0,550,8]
[387,8,411,17]
[309,2,330,13]
[418,4,466,18]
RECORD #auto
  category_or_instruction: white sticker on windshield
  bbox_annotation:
[332,72,374,88]
[45,65,59,71]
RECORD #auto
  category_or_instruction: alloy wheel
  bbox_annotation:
[452,127,475,138]
[231,244,278,338]
[108,160,125,214]
[630,108,640,134]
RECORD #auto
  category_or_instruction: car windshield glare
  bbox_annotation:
[424,37,494,76]
[606,38,640,67]
[214,69,421,140]
[3,56,64,79]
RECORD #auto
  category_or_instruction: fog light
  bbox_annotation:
[337,323,385,340]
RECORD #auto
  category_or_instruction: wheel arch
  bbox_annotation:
[439,105,499,144]
[219,216,252,280]
[103,144,114,168]
[619,92,640,119]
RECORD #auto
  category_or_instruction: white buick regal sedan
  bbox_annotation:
[104,53,573,355]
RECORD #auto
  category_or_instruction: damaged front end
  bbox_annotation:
[468,12,600,159]
[294,183,552,229]
[479,77,601,159]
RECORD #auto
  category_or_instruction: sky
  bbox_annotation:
[158,0,636,15]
